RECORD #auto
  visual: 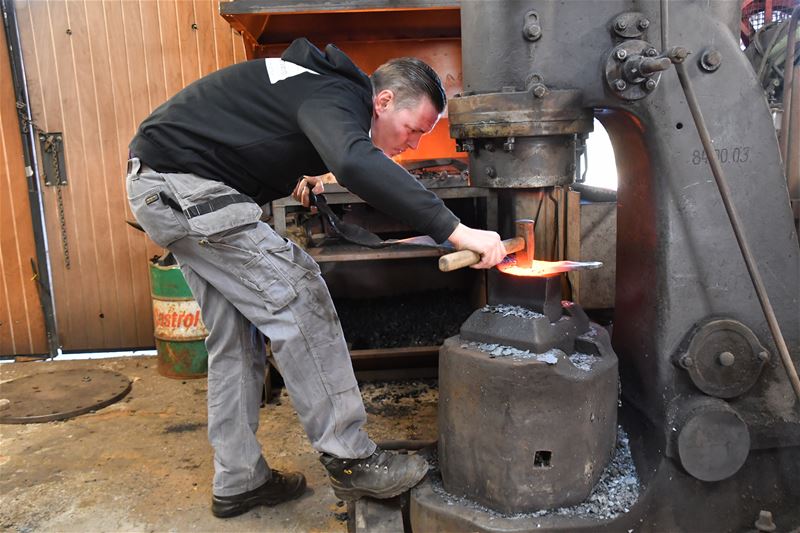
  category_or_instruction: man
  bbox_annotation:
[127,38,505,518]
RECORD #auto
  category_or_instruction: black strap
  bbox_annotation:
[159,192,254,219]
[159,191,182,212]
[184,194,254,219]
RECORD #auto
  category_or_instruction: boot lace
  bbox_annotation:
[358,449,392,472]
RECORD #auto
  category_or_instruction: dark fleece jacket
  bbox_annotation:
[129,38,459,243]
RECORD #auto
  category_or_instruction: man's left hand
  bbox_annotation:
[293,175,326,208]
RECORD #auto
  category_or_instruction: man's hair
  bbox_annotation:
[371,58,446,113]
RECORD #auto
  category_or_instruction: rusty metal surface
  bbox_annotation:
[0,368,131,424]
[155,340,208,380]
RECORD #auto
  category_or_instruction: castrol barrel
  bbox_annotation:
[149,259,208,378]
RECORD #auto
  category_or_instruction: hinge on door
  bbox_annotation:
[38,132,67,186]
[37,132,70,268]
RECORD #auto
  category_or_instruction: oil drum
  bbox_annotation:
[149,259,208,379]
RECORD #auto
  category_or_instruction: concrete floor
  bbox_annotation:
[0,356,438,532]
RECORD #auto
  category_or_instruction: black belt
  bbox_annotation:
[129,151,253,217]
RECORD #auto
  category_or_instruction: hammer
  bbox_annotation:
[439,219,534,272]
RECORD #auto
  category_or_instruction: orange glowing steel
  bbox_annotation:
[496,257,604,277]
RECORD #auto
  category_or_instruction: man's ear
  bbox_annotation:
[373,89,394,115]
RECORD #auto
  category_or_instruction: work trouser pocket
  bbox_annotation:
[163,172,262,236]
[126,165,188,248]
[201,222,318,314]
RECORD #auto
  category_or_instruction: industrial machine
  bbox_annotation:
[222,1,800,530]
[411,1,800,531]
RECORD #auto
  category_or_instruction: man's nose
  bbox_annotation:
[407,136,421,150]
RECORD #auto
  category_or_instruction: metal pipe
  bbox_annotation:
[660,0,669,52]
[376,439,437,451]
[672,50,800,402]
[1,0,60,359]
[779,5,800,162]
[756,19,787,82]
[790,48,800,234]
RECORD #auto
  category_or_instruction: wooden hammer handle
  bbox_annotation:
[439,237,525,272]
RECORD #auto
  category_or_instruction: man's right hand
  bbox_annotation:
[447,223,506,269]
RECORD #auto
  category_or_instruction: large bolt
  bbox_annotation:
[532,84,547,98]
[523,10,542,41]
[700,49,722,72]
[680,355,695,368]
[615,48,628,61]
[614,79,627,91]
[758,351,770,362]
[645,47,659,57]
[638,18,650,30]
[718,351,735,367]
[644,78,658,91]
[615,19,628,31]
[668,47,689,64]
[524,24,542,41]
[485,166,497,179]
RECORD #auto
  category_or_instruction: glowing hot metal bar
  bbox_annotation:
[497,256,603,277]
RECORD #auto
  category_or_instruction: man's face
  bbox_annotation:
[371,90,440,157]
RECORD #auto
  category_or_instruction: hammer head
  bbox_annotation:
[515,219,535,269]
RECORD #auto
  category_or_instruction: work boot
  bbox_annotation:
[211,469,306,518]
[320,448,429,501]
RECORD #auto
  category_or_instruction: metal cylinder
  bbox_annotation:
[670,397,750,482]
[149,260,208,379]
[469,135,577,188]
[449,88,592,187]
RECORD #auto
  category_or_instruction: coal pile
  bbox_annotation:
[360,380,437,417]
[430,427,640,521]
[334,290,473,349]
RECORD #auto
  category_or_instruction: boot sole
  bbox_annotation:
[331,463,428,501]
[212,479,306,518]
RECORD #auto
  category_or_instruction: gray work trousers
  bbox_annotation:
[125,158,376,496]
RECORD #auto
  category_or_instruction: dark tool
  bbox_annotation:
[308,190,452,251]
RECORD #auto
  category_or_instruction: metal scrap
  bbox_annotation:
[461,341,560,363]
[569,352,599,371]
[480,304,545,320]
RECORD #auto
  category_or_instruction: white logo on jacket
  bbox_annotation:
[264,58,319,84]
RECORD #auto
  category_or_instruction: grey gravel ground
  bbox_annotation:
[430,427,640,521]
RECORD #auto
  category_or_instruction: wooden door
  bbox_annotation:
[10,0,245,351]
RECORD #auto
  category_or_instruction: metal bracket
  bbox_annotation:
[38,132,67,186]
